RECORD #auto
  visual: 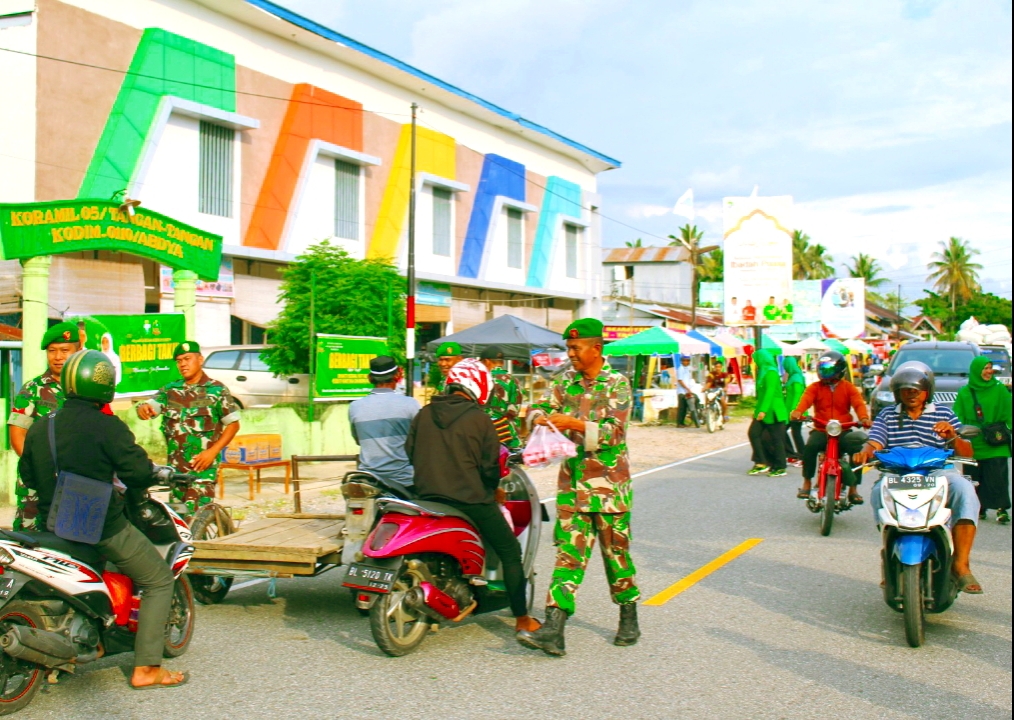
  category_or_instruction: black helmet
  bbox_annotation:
[889,361,934,404]
[61,349,116,404]
[816,351,848,382]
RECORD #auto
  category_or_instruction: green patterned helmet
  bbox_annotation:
[61,350,116,403]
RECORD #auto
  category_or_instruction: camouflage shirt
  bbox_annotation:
[484,367,524,448]
[7,372,65,430]
[533,362,632,513]
[146,373,240,481]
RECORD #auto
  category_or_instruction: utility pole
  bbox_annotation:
[672,226,718,330]
[405,103,418,397]
[308,270,316,423]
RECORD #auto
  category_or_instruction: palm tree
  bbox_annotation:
[625,238,643,248]
[668,224,703,249]
[845,253,888,289]
[792,230,835,280]
[927,237,983,313]
[698,248,724,283]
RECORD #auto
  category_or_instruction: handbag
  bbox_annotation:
[968,388,1012,448]
[46,412,112,545]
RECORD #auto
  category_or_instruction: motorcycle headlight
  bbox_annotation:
[826,419,842,437]
[876,390,895,403]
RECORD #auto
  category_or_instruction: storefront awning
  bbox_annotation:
[232,274,282,327]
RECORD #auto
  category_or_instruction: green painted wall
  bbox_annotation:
[78,28,237,200]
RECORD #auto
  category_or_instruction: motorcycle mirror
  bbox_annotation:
[956,426,981,439]
[869,364,885,376]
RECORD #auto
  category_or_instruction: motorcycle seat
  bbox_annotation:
[16,531,106,570]
[399,498,477,525]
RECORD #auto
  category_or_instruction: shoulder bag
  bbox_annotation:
[968,388,1012,448]
[46,412,112,544]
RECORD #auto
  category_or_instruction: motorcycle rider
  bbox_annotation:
[405,358,541,634]
[790,351,870,503]
[852,362,982,594]
[703,356,730,421]
[17,350,187,689]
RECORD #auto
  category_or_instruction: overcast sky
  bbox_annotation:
[280,0,1012,301]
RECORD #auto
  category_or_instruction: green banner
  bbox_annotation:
[70,314,185,396]
[0,199,222,280]
[314,334,389,398]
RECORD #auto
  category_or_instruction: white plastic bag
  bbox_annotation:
[522,421,578,469]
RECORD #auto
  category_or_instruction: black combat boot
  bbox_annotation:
[516,606,567,656]
[613,603,640,646]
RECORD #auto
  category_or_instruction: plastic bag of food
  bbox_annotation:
[522,421,578,469]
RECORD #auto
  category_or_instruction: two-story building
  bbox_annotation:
[0,0,618,350]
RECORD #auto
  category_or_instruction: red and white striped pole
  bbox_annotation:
[405,102,418,396]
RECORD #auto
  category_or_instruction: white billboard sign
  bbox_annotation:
[722,195,794,326]
[821,277,866,339]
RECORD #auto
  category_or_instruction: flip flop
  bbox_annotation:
[797,488,810,499]
[131,670,189,691]
[953,573,984,595]
[848,493,864,505]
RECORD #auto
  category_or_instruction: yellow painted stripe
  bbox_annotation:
[643,538,764,606]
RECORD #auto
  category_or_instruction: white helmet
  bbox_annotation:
[446,358,493,405]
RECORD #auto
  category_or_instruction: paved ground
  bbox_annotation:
[17,445,1012,719]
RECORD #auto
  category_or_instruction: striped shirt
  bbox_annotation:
[348,389,420,490]
[868,403,962,450]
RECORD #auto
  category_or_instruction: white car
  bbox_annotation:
[202,345,310,408]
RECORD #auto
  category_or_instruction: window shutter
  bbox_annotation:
[334,159,360,240]
[565,224,579,278]
[432,187,452,256]
[199,121,234,217]
[507,207,523,269]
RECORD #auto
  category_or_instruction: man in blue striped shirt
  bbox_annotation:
[348,356,420,494]
[853,364,983,593]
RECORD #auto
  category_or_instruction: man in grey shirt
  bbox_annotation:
[348,356,420,493]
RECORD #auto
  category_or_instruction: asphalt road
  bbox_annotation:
[21,446,1012,719]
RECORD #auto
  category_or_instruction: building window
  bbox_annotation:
[565,224,580,279]
[198,121,234,217]
[432,187,452,257]
[507,207,523,269]
[334,159,360,240]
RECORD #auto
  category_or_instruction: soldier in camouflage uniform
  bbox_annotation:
[479,345,524,447]
[6,322,80,530]
[434,341,463,395]
[517,318,640,656]
[136,341,241,515]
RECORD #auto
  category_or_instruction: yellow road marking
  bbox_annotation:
[643,538,764,606]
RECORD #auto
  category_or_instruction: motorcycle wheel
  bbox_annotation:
[164,575,196,658]
[819,475,836,536]
[189,504,235,605]
[369,569,430,657]
[705,404,716,433]
[902,564,925,648]
[0,602,45,716]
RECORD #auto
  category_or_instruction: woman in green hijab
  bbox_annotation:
[782,356,806,466]
[954,356,1012,523]
[748,349,788,477]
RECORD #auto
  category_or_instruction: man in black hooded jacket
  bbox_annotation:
[405,360,539,634]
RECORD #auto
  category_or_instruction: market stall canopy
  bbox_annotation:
[762,332,801,356]
[823,338,851,354]
[712,332,748,352]
[602,326,710,356]
[685,329,724,356]
[844,338,874,355]
[794,335,830,353]
[425,314,564,361]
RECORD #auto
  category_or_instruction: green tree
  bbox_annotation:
[668,224,704,250]
[624,238,643,248]
[880,290,908,315]
[264,240,405,376]
[913,290,1010,334]
[792,230,834,279]
[845,252,888,304]
[698,247,724,283]
[927,237,982,313]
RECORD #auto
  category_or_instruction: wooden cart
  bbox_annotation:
[188,513,346,582]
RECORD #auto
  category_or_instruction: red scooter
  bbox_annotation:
[343,449,545,656]
[805,419,865,536]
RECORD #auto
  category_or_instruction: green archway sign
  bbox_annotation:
[0,199,222,280]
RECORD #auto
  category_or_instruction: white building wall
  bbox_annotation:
[0,8,36,204]
[481,204,526,287]
[286,154,337,257]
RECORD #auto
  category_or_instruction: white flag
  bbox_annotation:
[673,188,694,221]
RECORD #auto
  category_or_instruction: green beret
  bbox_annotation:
[436,341,463,357]
[173,341,202,358]
[562,318,603,340]
[41,322,80,349]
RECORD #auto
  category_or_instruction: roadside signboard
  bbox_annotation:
[722,196,794,326]
[603,325,654,340]
[69,314,185,396]
[821,278,866,338]
[314,334,389,399]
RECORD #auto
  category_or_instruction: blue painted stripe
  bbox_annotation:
[242,0,620,168]
[458,154,527,278]
[526,176,582,288]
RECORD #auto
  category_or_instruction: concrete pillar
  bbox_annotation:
[173,269,198,340]
[21,256,51,380]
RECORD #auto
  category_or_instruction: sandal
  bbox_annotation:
[848,492,864,505]
[796,488,810,499]
[953,573,984,595]
[131,669,189,690]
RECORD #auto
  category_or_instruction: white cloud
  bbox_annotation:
[627,204,673,219]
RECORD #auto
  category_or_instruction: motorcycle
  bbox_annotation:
[0,468,197,715]
[805,419,867,536]
[866,429,979,648]
[343,448,546,656]
[861,374,879,403]
[702,387,725,434]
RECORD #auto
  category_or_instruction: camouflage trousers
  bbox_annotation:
[546,509,640,615]
[171,479,217,519]
[13,481,39,532]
